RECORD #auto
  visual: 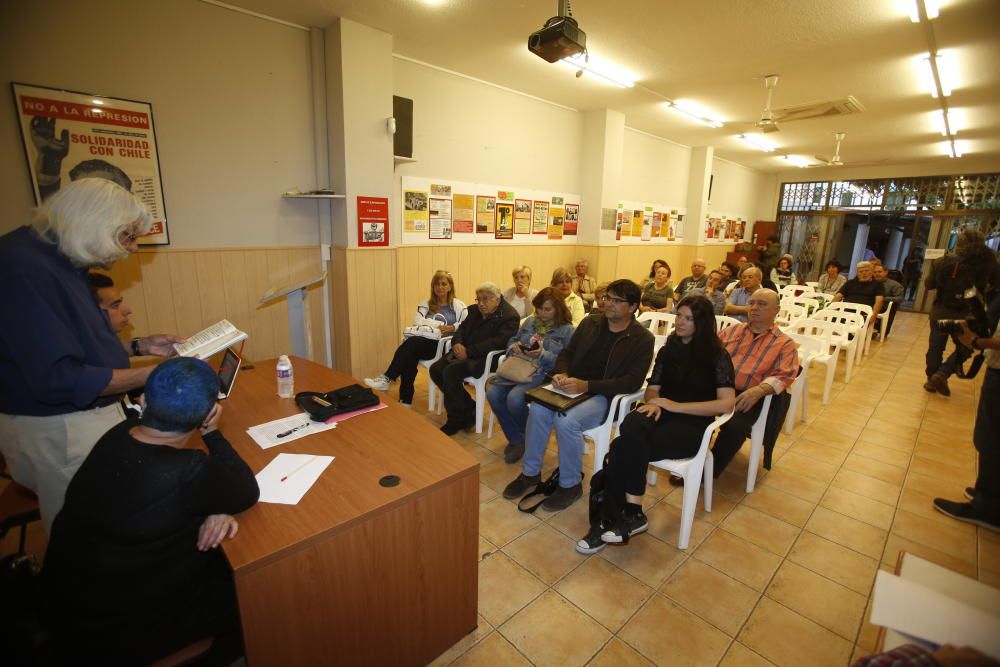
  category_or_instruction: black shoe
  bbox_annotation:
[541,483,583,511]
[601,511,649,544]
[503,473,541,500]
[504,441,525,464]
[575,526,607,554]
[923,379,938,393]
[933,498,1000,532]
[965,487,976,501]
[930,372,951,397]
[668,474,684,487]
[463,414,477,433]
[440,421,462,436]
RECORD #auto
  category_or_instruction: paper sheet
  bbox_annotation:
[247,412,336,449]
[256,453,334,505]
[543,383,584,398]
[324,402,388,424]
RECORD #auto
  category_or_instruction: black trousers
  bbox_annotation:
[429,355,479,424]
[384,336,440,403]
[973,367,1000,517]
[710,401,765,478]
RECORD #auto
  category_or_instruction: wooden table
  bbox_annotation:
[220,357,479,666]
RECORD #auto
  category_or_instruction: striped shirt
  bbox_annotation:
[718,322,799,394]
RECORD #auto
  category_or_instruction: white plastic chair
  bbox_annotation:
[782,333,824,434]
[715,315,741,332]
[776,303,807,330]
[805,281,819,290]
[745,394,773,493]
[875,301,895,344]
[637,312,675,336]
[783,295,826,318]
[414,336,451,412]
[813,309,865,380]
[826,302,875,359]
[779,284,816,299]
[788,319,846,404]
[646,410,734,549]
[435,340,504,434]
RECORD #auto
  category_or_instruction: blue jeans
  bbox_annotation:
[522,395,609,489]
[486,379,542,445]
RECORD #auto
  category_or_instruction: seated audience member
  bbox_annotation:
[641,259,669,289]
[709,289,799,478]
[724,266,763,322]
[718,262,738,290]
[502,265,538,318]
[42,357,260,666]
[873,263,903,338]
[933,321,1000,531]
[365,270,467,406]
[686,269,727,315]
[817,260,847,295]
[503,280,654,511]
[675,258,708,298]
[571,258,597,310]
[87,272,133,334]
[770,256,796,288]
[487,288,575,464]
[736,256,749,273]
[576,296,735,553]
[640,263,674,313]
[590,282,610,314]
[833,260,884,325]
[551,267,587,325]
[430,282,519,435]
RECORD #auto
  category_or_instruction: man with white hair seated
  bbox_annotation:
[833,260,884,325]
[676,258,708,298]
[430,282,519,435]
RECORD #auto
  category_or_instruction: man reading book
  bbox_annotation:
[502,279,654,511]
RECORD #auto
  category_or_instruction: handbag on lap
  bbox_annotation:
[494,352,538,383]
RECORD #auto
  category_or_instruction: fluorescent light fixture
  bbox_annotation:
[943,139,963,158]
[918,51,956,97]
[781,155,812,168]
[560,52,637,88]
[737,134,776,153]
[933,109,964,136]
[91,99,105,105]
[664,100,723,128]
[908,0,940,22]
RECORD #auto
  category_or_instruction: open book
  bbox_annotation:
[174,319,248,359]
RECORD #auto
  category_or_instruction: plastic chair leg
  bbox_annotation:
[746,436,762,493]
[427,381,437,412]
[822,360,836,404]
[678,471,701,550]
[646,469,658,486]
[703,451,714,512]
[474,384,485,434]
[487,411,495,439]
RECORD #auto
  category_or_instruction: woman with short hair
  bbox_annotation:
[818,260,847,295]
[639,264,674,313]
[503,265,538,318]
[551,267,587,325]
[770,256,797,288]
[487,287,575,463]
[365,270,467,406]
[571,258,597,310]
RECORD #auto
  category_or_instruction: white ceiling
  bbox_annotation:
[222,0,1000,176]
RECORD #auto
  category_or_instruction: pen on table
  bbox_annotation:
[280,456,317,482]
[276,422,312,438]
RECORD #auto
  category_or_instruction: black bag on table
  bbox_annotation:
[295,384,379,422]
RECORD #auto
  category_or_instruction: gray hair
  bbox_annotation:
[511,265,532,279]
[32,178,151,267]
[475,282,502,299]
[856,260,873,270]
[574,258,589,269]
[743,266,763,280]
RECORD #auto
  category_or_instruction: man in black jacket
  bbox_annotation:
[503,279,654,511]
[431,282,519,435]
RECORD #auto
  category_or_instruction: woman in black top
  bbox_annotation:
[577,295,736,553]
[43,357,259,666]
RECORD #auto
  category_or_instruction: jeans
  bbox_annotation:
[973,368,999,517]
[384,336,440,404]
[925,325,971,379]
[522,395,608,489]
[486,378,543,445]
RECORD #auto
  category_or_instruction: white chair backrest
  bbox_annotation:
[813,309,865,332]
[715,315,741,331]
[779,284,816,299]
[638,311,675,336]
[652,333,669,359]
[776,303,807,328]
[827,301,873,319]
[784,295,825,316]
[785,331,826,362]
[804,281,819,289]
[789,318,847,353]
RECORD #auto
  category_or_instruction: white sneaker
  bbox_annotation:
[399,402,412,409]
[364,374,391,391]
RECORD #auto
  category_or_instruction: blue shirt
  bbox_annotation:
[728,287,753,322]
[0,226,129,416]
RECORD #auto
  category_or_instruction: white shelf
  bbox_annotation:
[283,193,345,199]
[393,155,417,166]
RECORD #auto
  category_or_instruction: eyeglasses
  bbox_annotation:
[118,229,139,245]
[600,295,629,304]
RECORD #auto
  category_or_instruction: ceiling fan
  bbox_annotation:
[809,132,887,168]
[740,75,866,133]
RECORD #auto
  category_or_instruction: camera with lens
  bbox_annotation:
[936,319,967,335]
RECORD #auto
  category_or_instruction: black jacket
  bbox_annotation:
[555,314,654,398]
[452,297,520,375]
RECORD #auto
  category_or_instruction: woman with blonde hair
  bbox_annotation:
[551,267,587,325]
[364,270,467,406]
[503,265,538,318]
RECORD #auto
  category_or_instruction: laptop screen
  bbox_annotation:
[217,348,242,399]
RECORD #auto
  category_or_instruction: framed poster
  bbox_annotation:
[495,202,514,239]
[429,197,453,240]
[564,203,579,235]
[404,190,429,233]
[532,201,549,234]
[357,196,389,247]
[514,199,532,234]
[453,194,474,233]
[12,82,170,245]
[476,195,495,233]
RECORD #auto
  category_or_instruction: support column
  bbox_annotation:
[579,109,625,282]
[686,146,714,249]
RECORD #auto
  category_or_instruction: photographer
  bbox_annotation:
[923,229,1000,396]
[933,320,1000,531]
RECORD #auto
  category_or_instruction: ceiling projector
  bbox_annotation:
[528,14,586,63]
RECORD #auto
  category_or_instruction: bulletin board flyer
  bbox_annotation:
[13,83,169,245]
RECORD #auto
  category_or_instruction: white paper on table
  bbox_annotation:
[256,453,334,505]
[543,383,584,398]
[247,412,336,449]
[870,570,1000,660]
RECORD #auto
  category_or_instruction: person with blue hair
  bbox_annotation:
[42,357,259,666]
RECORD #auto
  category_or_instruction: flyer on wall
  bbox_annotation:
[532,200,549,234]
[357,196,389,247]
[495,202,514,239]
[453,194,474,233]
[514,199,532,234]
[429,197,453,239]
[404,189,429,233]
[475,195,496,233]
[12,82,170,244]
[564,203,579,235]
[547,206,564,240]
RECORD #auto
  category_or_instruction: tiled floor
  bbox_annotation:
[3,311,996,666]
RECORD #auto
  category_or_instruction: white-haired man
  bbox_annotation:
[833,260,884,325]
